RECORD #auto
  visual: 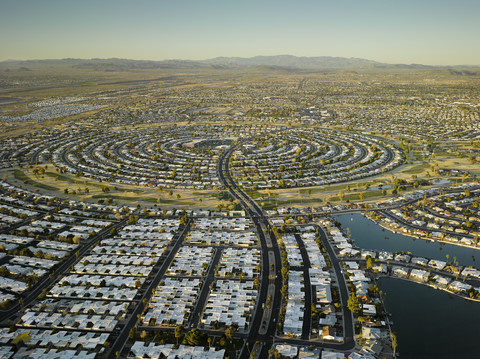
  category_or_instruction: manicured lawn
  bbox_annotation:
[402,163,430,174]
[13,169,59,191]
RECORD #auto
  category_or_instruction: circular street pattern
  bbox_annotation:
[1,125,403,190]
[230,128,404,189]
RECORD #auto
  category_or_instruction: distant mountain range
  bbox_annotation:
[1,55,479,72]
[201,55,382,69]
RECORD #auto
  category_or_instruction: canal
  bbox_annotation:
[334,213,479,267]
[378,277,480,358]
[334,213,480,358]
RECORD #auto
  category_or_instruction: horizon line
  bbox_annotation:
[1,55,479,68]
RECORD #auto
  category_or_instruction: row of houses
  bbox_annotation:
[193,217,252,231]
[323,221,393,357]
[216,248,260,278]
[281,231,334,339]
[143,277,201,327]
[187,230,257,247]
[231,128,403,189]
[4,217,180,357]
[128,343,225,359]
[380,184,480,247]
[283,270,305,336]
[35,126,256,189]
[330,98,480,141]
[201,279,256,330]
[0,181,120,304]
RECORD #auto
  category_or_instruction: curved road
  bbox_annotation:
[218,140,283,358]
[217,139,356,357]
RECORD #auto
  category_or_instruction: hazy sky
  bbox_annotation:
[1,0,479,65]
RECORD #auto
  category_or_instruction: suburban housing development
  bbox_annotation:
[0,57,479,359]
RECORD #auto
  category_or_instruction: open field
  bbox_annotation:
[1,166,225,209]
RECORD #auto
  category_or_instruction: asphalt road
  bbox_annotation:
[380,209,478,240]
[0,218,128,323]
[294,233,312,340]
[312,224,355,350]
[217,141,283,359]
[105,220,191,359]
[190,248,223,328]
[216,137,362,356]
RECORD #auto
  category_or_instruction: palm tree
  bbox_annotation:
[391,332,398,357]
[175,325,184,345]
[225,325,236,345]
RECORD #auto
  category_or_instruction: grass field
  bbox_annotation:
[13,169,59,191]
[252,145,479,209]
[4,135,477,211]
[2,166,224,210]
[44,171,116,191]
[402,163,430,174]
